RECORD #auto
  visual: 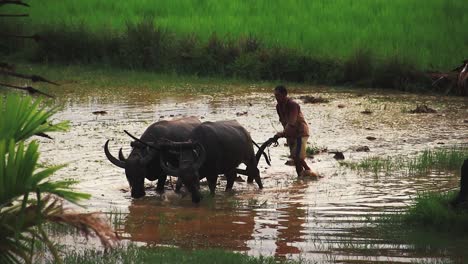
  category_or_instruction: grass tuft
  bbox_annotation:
[341,147,468,176]
[380,191,468,233]
[58,244,287,264]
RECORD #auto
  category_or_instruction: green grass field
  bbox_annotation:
[5,0,467,70]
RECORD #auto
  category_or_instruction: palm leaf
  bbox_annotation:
[0,94,69,142]
[1,93,116,263]
[1,195,117,263]
[0,139,89,208]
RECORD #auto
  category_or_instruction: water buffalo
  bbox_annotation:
[157,120,276,203]
[104,116,201,198]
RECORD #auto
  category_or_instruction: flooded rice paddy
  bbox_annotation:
[38,85,467,263]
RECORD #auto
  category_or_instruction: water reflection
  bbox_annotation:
[123,196,257,251]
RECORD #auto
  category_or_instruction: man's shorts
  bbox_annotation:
[288,136,308,160]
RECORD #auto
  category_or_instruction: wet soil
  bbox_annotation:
[38,85,468,263]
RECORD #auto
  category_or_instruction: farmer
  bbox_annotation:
[274,85,317,177]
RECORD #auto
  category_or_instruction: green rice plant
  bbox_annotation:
[306,144,327,157]
[406,148,468,175]
[41,220,81,238]
[3,0,466,93]
[106,209,127,231]
[404,191,468,231]
[5,0,465,69]
[380,191,468,233]
[340,156,397,175]
[342,147,468,176]
[58,244,285,264]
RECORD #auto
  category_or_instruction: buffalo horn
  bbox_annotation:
[124,130,159,150]
[118,148,127,161]
[104,140,126,168]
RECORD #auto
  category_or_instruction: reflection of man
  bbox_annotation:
[274,85,316,177]
[274,181,308,257]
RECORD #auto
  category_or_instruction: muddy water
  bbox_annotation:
[38,86,467,263]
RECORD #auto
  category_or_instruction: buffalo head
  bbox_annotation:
[159,140,206,203]
[104,140,161,198]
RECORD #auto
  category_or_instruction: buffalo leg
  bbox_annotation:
[254,175,263,189]
[247,175,254,184]
[156,174,167,193]
[237,168,253,183]
[207,174,218,196]
[175,177,183,193]
[225,170,236,191]
[247,166,263,189]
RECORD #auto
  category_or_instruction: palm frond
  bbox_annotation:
[0,94,69,142]
[1,93,117,263]
[1,139,90,208]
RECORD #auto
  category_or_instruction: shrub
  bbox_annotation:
[120,18,174,70]
[343,49,373,84]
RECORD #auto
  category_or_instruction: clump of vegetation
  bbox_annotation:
[306,144,327,157]
[408,105,437,114]
[381,191,468,233]
[341,147,468,176]
[342,49,373,85]
[58,245,284,264]
[298,95,329,104]
[341,155,396,175]
[404,191,468,231]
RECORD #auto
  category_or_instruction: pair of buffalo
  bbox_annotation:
[104,117,277,203]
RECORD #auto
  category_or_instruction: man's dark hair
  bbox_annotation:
[275,85,287,96]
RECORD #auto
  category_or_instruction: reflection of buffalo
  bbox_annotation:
[157,120,273,203]
[123,199,256,250]
[104,116,201,198]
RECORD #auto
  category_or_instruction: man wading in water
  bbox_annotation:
[274,85,318,177]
